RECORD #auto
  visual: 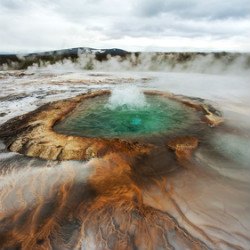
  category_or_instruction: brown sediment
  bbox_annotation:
[167,136,199,160]
[0,90,223,161]
[0,152,213,250]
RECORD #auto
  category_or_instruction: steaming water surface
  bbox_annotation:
[54,94,198,138]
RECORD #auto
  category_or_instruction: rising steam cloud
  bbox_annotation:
[1,51,250,75]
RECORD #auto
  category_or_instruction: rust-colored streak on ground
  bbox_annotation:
[0,150,213,249]
[80,153,211,250]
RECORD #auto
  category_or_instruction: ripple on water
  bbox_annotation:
[54,95,199,138]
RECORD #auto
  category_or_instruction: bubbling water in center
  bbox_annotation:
[106,85,147,109]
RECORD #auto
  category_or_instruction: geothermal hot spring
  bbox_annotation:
[0,69,250,250]
[54,87,198,139]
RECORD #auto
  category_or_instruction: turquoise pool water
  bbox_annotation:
[54,95,197,138]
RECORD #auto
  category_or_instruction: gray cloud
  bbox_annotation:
[135,0,250,19]
[0,0,249,52]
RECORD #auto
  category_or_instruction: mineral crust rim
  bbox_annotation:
[0,90,223,161]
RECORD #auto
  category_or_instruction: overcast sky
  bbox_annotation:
[0,0,250,53]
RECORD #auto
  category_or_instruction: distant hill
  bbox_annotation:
[27,47,129,57]
[0,47,130,69]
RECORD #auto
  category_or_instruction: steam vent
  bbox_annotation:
[3,87,248,250]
